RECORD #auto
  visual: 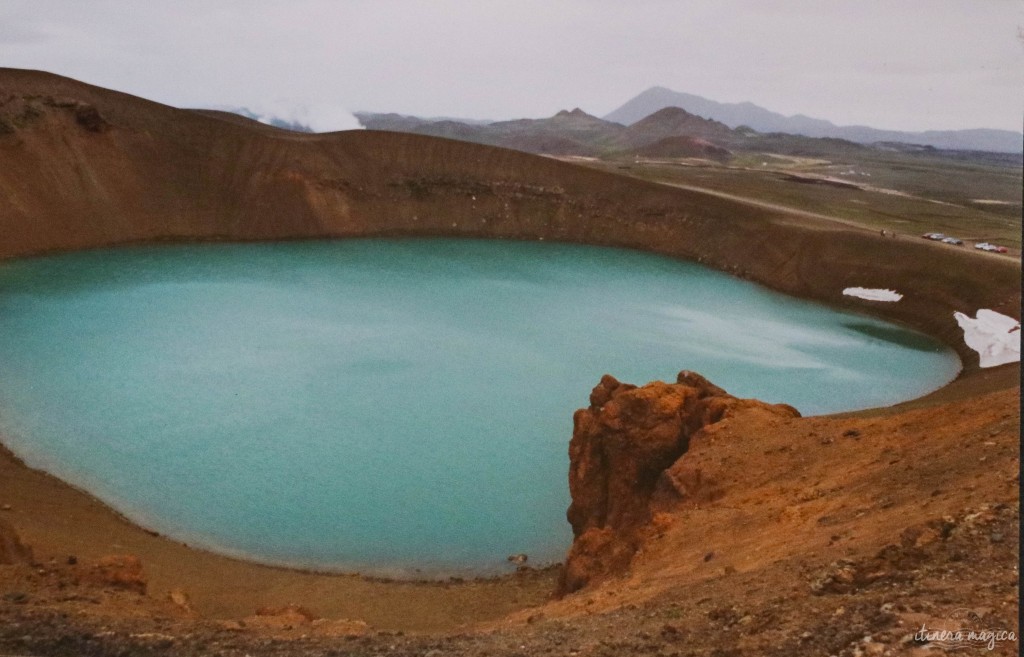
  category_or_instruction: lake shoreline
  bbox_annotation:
[0,69,1019,637]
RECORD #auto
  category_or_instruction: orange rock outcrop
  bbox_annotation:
[559,371,799,594]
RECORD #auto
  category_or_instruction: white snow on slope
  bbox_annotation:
[843,287,903,302]
[953,309,1021,368]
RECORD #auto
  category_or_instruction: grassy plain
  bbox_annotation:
[576,149,1023,250]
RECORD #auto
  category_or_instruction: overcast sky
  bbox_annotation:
[2,0,1021,132]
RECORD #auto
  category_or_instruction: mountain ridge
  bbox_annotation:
[604,86,1022,153]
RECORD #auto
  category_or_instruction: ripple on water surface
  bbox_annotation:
[0,239,960,576]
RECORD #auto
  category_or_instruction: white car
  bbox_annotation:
[975,242,1008,253]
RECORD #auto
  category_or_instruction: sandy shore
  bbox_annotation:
[0,437,559,630]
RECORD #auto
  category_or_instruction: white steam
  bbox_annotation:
[224,100,364,133]
[275,102,364,133]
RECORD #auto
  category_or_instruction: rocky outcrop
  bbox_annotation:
[81,554,147,594]
[0,518,33,564]
[558,371,799,595]
[71,102,109,133]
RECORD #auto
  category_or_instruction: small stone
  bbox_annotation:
[66,556,77,565]
[703,552,714,562]
[843,429,860,437]
[1,504,11,511]
[990,532,1004,543]
[168,589,194,614]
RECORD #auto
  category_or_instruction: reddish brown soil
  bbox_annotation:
[0,69,1020,656]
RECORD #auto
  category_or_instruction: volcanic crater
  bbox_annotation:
[0,69,1019,656]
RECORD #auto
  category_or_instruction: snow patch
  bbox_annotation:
[953,309,1021,368]
[843,287,903,302]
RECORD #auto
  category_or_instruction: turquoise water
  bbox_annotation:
[0,239,959,576]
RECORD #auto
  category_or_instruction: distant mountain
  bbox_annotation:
[604,87,1023,153]
[358,108,629,156]
[623,107,735,145]
[363,104,1004,161]
[356,107,744,158]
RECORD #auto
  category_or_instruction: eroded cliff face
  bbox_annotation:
[558,372,799,595]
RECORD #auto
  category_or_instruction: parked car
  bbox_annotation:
[975,242,998,252]
[921,232,946,240]
[941,237,964,246]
